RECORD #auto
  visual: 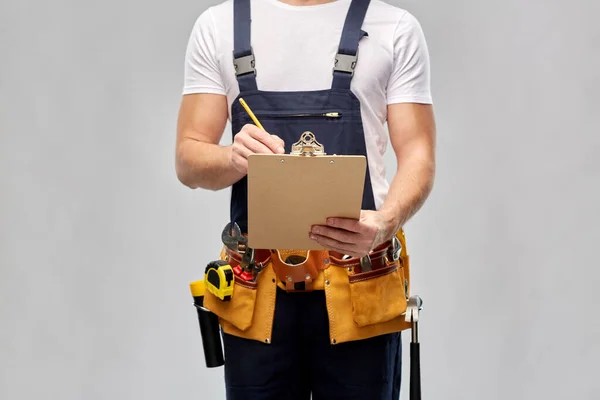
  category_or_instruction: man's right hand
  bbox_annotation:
[231,124,286,174]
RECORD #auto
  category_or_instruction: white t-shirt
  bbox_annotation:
[183,0,432,208]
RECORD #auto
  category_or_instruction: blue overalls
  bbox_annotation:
[222,0,402,398]
[230,0,376,234]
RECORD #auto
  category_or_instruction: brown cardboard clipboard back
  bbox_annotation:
[247,132,366,250]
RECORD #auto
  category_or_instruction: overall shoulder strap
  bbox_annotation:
[233,0,258,92]
[331,0,371,90]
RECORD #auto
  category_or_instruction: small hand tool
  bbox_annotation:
[251,262,265,282]
[405,295,424,400]
[204,260,234,301]
[388,236,402,262]
[221,222,247,252]
[189,280,224,368]
[221,222,258,281]
[240,247,255,274]
[359,255,372,272]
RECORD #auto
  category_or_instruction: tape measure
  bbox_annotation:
[205,260,234,301]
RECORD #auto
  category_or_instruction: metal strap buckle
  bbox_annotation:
[233,51,256,76]
[333,52,358,76]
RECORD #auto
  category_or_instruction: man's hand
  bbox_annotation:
[309,210,397,258]
[231,124,286,174]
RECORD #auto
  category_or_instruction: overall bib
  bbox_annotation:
[230,0,376,233]
[213,1,405,399]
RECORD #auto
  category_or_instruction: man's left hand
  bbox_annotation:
[309,210,397,258]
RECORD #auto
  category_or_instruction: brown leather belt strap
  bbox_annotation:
[224,240,394,290]
[328,240,392,273]
[225,248,272,268]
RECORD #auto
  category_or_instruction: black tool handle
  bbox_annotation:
[194,296,225,368]
[410,342,421,400]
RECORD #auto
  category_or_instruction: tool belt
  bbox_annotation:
[205,225,411,345]
[225,240,399,292]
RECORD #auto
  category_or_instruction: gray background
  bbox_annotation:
[1,0,599,399]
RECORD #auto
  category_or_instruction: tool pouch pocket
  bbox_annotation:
[203,275,258,332]
[348,261,407,327]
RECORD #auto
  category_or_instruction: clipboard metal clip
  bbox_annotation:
[290,132,326,157]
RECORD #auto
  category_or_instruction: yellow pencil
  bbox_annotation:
[239,98,265,130]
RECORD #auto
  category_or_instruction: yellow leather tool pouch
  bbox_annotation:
[203,274,258,332]
[203,248,278,343]
[347,260,408,327]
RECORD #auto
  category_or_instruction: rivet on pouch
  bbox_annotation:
[324,258,330,264]
[332,339,337,344]
[265,338,270,344]
[287,276,293,282]
[305,274,311,280]
[325,280,330,285]
[347,267,353,272]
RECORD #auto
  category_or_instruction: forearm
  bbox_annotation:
[176,138,245,191]
[378,144,435,233]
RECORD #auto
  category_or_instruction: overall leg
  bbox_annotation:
[223,289,310,400]
[305,291,402,400]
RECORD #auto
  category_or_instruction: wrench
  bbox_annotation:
[220,222,257,278]
[221,222,247,252]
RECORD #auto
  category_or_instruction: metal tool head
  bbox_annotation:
[359,255,372,272]
[240,247,255,272]
[221,222,247,251]
[252,261,264,282]
[389,236,402,261]
[405,295,424,343]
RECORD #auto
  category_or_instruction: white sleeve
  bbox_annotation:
[386,12,433,105]
[182,9,225,95]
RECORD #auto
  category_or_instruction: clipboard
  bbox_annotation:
[247,132,366,250]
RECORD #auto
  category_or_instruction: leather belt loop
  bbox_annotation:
[271,250,319,292]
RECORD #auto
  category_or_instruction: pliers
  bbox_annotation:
[221,222,262,281]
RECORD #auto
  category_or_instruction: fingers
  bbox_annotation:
[231,125,286,174]
[238,136,273,155]
[309,232,353,254]
[309,233,365,258]
[326,217,363,233]
[311,225,359,244]
[270,134,286,153]
[244,125,285,154]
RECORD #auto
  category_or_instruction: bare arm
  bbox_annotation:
[378,102,436,231]
[310,102,436,257]
[175,93,285,191]
[175,93,243,190]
